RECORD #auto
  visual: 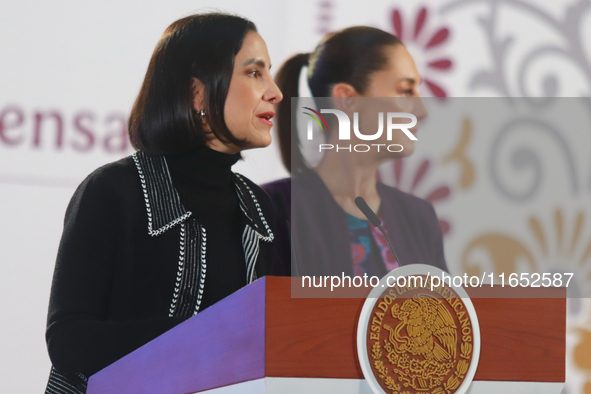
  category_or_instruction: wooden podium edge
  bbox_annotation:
[264,277,565,383]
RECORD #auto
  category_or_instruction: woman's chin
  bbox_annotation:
[401,142,415,156]
[255,130,273,148]
[381,142,414,160]
[243,134,272,150]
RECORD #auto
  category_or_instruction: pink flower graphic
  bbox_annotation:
[390,7,452,98]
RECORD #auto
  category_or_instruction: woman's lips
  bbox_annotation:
[257,111,275,126]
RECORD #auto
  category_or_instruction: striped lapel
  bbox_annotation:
[233,173,274,284]
[132,152,274,314]
[132,151,192,236]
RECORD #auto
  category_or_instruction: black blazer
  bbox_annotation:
[45,152,276,394]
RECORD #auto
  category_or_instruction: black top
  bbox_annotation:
[45,148,276,391]
[166,146,247,310]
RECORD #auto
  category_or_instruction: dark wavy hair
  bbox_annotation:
[274,27,402,172]
[128,13,256,155]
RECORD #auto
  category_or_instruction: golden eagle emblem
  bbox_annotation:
[384,294,457,362]
[366,284,474,394]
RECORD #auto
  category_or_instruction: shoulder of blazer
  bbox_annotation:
[377,181,436,217]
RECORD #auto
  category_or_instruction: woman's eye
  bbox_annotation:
[248,70,260,77]
[396,87,414,97]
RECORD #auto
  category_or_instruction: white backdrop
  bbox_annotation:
[2,0,591,392]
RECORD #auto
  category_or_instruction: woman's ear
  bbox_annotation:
[191,77,211,131]
[191,77,206,110]
[331,83,358,98]
[331,83,360,112]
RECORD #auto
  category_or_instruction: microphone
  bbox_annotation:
[354,196,403,266]
[273,192,300,277]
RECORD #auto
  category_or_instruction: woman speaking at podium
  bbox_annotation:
[264,27,448,278]
[44,13,282,394]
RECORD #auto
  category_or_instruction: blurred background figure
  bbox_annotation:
[264,27,448,277]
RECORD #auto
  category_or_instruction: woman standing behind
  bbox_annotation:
[45,13,282,394]
[264,27,447,277]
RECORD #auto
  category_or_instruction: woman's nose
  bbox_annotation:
[265,79,283,104]
[412,97,428,120]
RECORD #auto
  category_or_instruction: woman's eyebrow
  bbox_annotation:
[397,76,422,85]
[242,58,270,69]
